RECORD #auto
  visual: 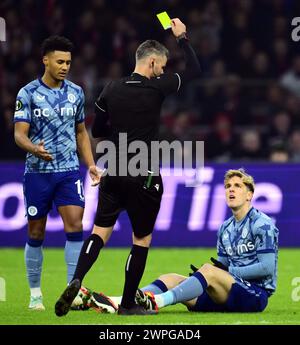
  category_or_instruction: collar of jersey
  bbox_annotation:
[130,72,148,80]
[234,206,254,227]
[39,78,65,90]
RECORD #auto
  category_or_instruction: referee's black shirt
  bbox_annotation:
[92,37,201,172]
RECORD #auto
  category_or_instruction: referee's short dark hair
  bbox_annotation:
[41,35,74,56]
[136,40,169,61]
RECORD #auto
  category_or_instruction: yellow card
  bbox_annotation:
[156,11,171,30]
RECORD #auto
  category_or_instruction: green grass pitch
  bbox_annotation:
[0,248,299,325]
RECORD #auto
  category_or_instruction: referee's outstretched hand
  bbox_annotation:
[34,140,53,161]
[89,165,102,186]
[171,18,186,38]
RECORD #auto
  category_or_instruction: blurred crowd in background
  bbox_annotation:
[1,0,300,163]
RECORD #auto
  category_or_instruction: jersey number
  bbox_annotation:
[75,179,84,201]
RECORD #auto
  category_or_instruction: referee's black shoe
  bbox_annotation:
[55,279,81,317]
[118,303,158,316]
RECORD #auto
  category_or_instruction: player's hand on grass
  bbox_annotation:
[89,165,102,186]
[210,257,228,271]
[171,18,186,38]
[33,140,53,161]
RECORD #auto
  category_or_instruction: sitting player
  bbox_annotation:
[88,169,279,314]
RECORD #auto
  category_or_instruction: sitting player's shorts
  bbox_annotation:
[188,275,270,313]
[94,174,163,238]
[23,170,85,219]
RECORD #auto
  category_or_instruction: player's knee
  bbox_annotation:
[133,233,152,247]
[28,228,45,241]
[199,263,214,271]
[158,273,177,282]
[64,219,83,232]
[199,263,215,281]
[158,273,186,289]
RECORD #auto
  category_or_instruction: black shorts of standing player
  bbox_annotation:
[94,173,163,238]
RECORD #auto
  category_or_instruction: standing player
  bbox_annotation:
[14,36,100,311]
[55,18,201,316]
[90,169,279,314]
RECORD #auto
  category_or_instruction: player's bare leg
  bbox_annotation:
[155,266,235,309]
[158,273,186,289]
[133,233,152,247]
[28,218,47,241]
[198,263,235,303]
[26,217,47,311]
[58,205,84,233]
[92,224,114,244]
[153,263,235,309]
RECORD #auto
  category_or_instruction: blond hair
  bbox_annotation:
[224,168,255,192]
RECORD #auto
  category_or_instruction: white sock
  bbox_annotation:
[109,296,122,306]
[30,287,42,297]
[153,294,165,308]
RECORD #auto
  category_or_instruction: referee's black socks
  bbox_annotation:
[121,244,149,309]
[72,233,104,283]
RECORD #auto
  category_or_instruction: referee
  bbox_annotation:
[55,18,201,316]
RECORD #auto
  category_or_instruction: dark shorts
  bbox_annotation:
[189,276,270,313]
[94,174,163,237]
[23,170,85,219]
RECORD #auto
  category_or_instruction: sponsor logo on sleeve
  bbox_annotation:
[15,100,23,111]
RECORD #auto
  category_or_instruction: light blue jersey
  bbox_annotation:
[14,78,85,173]
[217,207,279,293]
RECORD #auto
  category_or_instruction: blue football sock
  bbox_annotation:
[141,279,168,294]
[65,231,83,284]
[160,272,208,308]
[25,239,43,289]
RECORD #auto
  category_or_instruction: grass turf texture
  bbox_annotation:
[0,248,299,325]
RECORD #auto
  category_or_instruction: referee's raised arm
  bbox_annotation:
[148,18,201,96]
[170,18,201,85]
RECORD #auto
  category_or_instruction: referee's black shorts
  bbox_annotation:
[94,174,163,238]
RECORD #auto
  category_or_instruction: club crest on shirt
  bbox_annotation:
[68,93,76,103]
[28,206,38,216]
[242,227,248,239]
